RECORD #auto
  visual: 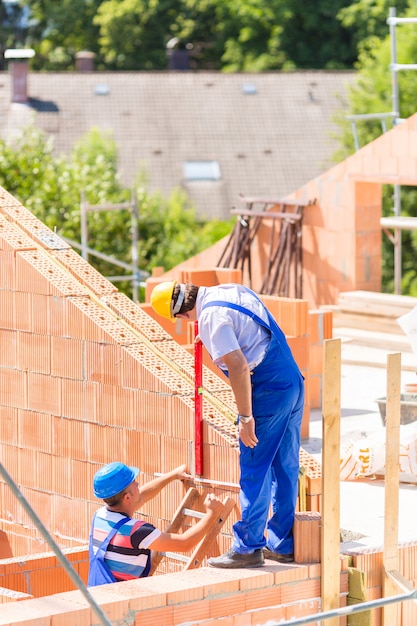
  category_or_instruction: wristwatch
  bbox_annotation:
[238,414,253,424]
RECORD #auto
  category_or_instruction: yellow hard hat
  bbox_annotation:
[150,280,185,321]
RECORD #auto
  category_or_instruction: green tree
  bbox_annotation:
[0,125,232,298]
[22,0,104,70]
[275,0,356,70]
[335,1,417,295]
[338,0,409,54]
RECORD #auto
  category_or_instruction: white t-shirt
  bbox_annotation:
[196,284,271,372]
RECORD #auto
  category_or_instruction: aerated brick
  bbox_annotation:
[36,452,53,493]
[60,379,85,420]
[85,342,123,386]
[0,219,36,252]
[67,297,138,343]
[0,406,18,445]
[103,425,126,461]
[52,249,116,295]
[86,423,109,464]
[18,410,52,453]
[17,219,69,252]
[0,368,27,410]
[122,343,194,395]
[16,251,88,297]
[27,372,60,415]
[104,292,172,342]
[0,329,17,368]
[50,336,83,379]
[0,289,14,328]
[133,390,174,436]
[17,332,51,374]
[0,187,25,206]
[53,494,89,542]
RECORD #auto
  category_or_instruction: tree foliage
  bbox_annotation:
[335,0,417,294]
[13,0,362,71]
[0,125,233,299]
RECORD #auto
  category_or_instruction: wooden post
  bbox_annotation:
[321,339,341,624]
[383,352,401,625]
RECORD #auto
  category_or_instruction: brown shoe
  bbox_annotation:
[208,548,264,569]
[263,548,294,563]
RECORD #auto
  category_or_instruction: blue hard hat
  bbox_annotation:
[93,462,140,499]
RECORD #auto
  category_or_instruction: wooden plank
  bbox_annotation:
[383,352,401,625]
[230,209,302,220]
[337,290,417,317]
[185,496,236,569]
[238,195,310,206]
[321,338,341,624]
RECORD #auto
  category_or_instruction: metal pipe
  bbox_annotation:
[258,587,417,626]
[182,587,416,626]
[0,463,113,626]
[80,190,88,261]
[389,7,400,120]
[131,189,139,303]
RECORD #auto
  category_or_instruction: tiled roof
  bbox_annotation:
[0,70,356,218]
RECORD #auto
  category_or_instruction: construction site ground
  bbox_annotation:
[302,323,417,551]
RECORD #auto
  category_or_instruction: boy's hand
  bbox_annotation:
[174,464,194,482]
[203,493,223,516]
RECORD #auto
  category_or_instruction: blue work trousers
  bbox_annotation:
[232,311,305,555]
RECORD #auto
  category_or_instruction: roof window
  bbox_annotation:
[241,83,257,95]
[94,84,110,96]
[183,160,221,181]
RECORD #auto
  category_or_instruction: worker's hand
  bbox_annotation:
[203,493,223,517]
[173,464,194,483]
[239,418,258,448]
[194,334,201,344]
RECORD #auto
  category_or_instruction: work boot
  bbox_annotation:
[208,548,264,569]
[263,548,294,563]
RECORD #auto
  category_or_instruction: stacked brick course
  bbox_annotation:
[1,112,417,624]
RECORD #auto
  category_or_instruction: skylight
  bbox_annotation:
[183,161,221,181]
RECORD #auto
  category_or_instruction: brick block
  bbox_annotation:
[27,372,60,415]
[17,218,70,252]
[0,368,27,410]
[0,329,17,368]
[17,332,51,374]
[16,250,87,297]
[0,218,36,252]
[52,248,116,296]
[294,511,321,564]
[104,291,171,342]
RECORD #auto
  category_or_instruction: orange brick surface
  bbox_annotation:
[2,114,417,625]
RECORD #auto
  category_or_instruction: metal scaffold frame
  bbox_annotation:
[64,189,148,303]
[346,7,417,296]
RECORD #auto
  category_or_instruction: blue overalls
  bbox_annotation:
[202,299,305,555]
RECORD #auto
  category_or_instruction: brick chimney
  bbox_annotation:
[5,49,35,104]
[75,51,95,72]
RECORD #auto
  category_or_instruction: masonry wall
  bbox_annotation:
[1,107,417,622]
[0,188,325,597]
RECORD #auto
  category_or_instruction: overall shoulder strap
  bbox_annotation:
[202,300,271,331]
[98,515,130,551]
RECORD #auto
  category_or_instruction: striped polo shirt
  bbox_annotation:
[91,506,161,580]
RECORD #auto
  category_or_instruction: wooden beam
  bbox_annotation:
[321,338,341,624]
[383,352,401,625]
[230,209,302,220]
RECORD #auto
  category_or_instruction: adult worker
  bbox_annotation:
[150,281,305,568]
[88,462,222,585]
